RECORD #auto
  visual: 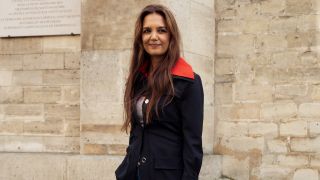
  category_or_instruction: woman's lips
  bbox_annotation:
[148,44,161,48]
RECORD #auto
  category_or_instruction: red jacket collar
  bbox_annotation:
[139,57,194,80]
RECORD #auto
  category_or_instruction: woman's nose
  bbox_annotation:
[150,31,158,40]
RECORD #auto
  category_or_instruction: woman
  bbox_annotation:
[115,4,204,180]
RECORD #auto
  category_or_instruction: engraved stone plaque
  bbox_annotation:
[0,0,80,37]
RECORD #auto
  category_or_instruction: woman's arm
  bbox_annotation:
[179,74,204,180]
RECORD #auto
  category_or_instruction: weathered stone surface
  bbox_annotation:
[24,87,61,103]
[23,54,64,70]
[215,83,233,105]
[199,155,222,179]
[0,55,23,70]
[277,155,309,167]
[285,0,313,15]
[280,121,308,137]
[248,122,278,137]
[222,155,249,180]
[42,36,80,53]
[293,169,319,180]
[0,71,13,86]
[267,139,288,153]
[12,71,42,85]
[43,70,80,85]
[261,102,297,121]
[0,153,66,180]
[299,103,320,118]
[64,52,80,69]
[4,104,43,121]
[291,136,320,152]
[0,87,23,103]
[0,37,42,54]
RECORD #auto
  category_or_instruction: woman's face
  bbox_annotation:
[142,13,170,59]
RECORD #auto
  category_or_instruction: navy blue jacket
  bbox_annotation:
[115,58,204,180]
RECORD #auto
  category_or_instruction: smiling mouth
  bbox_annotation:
[149,44,161,48]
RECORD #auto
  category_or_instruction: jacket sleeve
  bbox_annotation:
[179,74,204,180]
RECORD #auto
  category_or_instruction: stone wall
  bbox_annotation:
[214,0,320,179]
[0,0,217,179]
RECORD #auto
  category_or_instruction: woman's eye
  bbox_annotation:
[158,28,167,33]
[143,29,151,33]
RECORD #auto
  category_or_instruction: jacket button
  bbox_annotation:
[137,161,141,166]
[144,99,149,104]
[141,156,147,163]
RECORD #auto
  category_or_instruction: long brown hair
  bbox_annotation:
[122,4,181,132]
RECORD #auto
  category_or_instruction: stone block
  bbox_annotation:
[286,0,313,15]
[231,103,260,120]
[81,51,123,103]
[243,17,270,34]
[222,155,249,180]
[236,2,260,19]
[106,144,127,155]
[286,31,314,48]
[293,169,319,180]
[277,155,309,167]
[43,70,80,85]
[45,104,79,120]
[235,83,273,103]
[271,51,299,69]
[23,120,64,135]
[269,16,298,33]
[64,52,80,69]
[23,53,64,70]
[215,121,248,138]
[0,87,23,103]
[62,86,80,104]
[81,101,123,125]
[215,83,233,105]
[291,136,320,152]
[0,71,12,86]
[0,37,42,54]
[24,87,61,103]
[261,0,286,15]
[267,139,288,153]
[275,84,308,99]
[248,122,278,138]
[218,136,264,152]
[12,70,42,85]
[4,104,43,121]
[217,19,244,33]
[259,166,292,180]
[67,155,122,180]
[309,121,320,137]
[311,84,320,100]
[256,34,287,52]
[0,55,23,70]
[215,58,235,75]
[83,143,108,155]
[43,36,80,53]
[42,136,79,153]
[280,121,308,137]
[299,103,320,118]
[184,1,214,58]
[254,66,274,84]
[64,120,80,137]
[299,51,318,66]
[261,102,297,121]
[199,155,222,180]
[0,153,66,180]
[298,15,320,31]
[274,68,305,83]
[217,34,255,56]
[0,121,24,135]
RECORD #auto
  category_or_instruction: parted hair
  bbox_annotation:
[122,4,181,132]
